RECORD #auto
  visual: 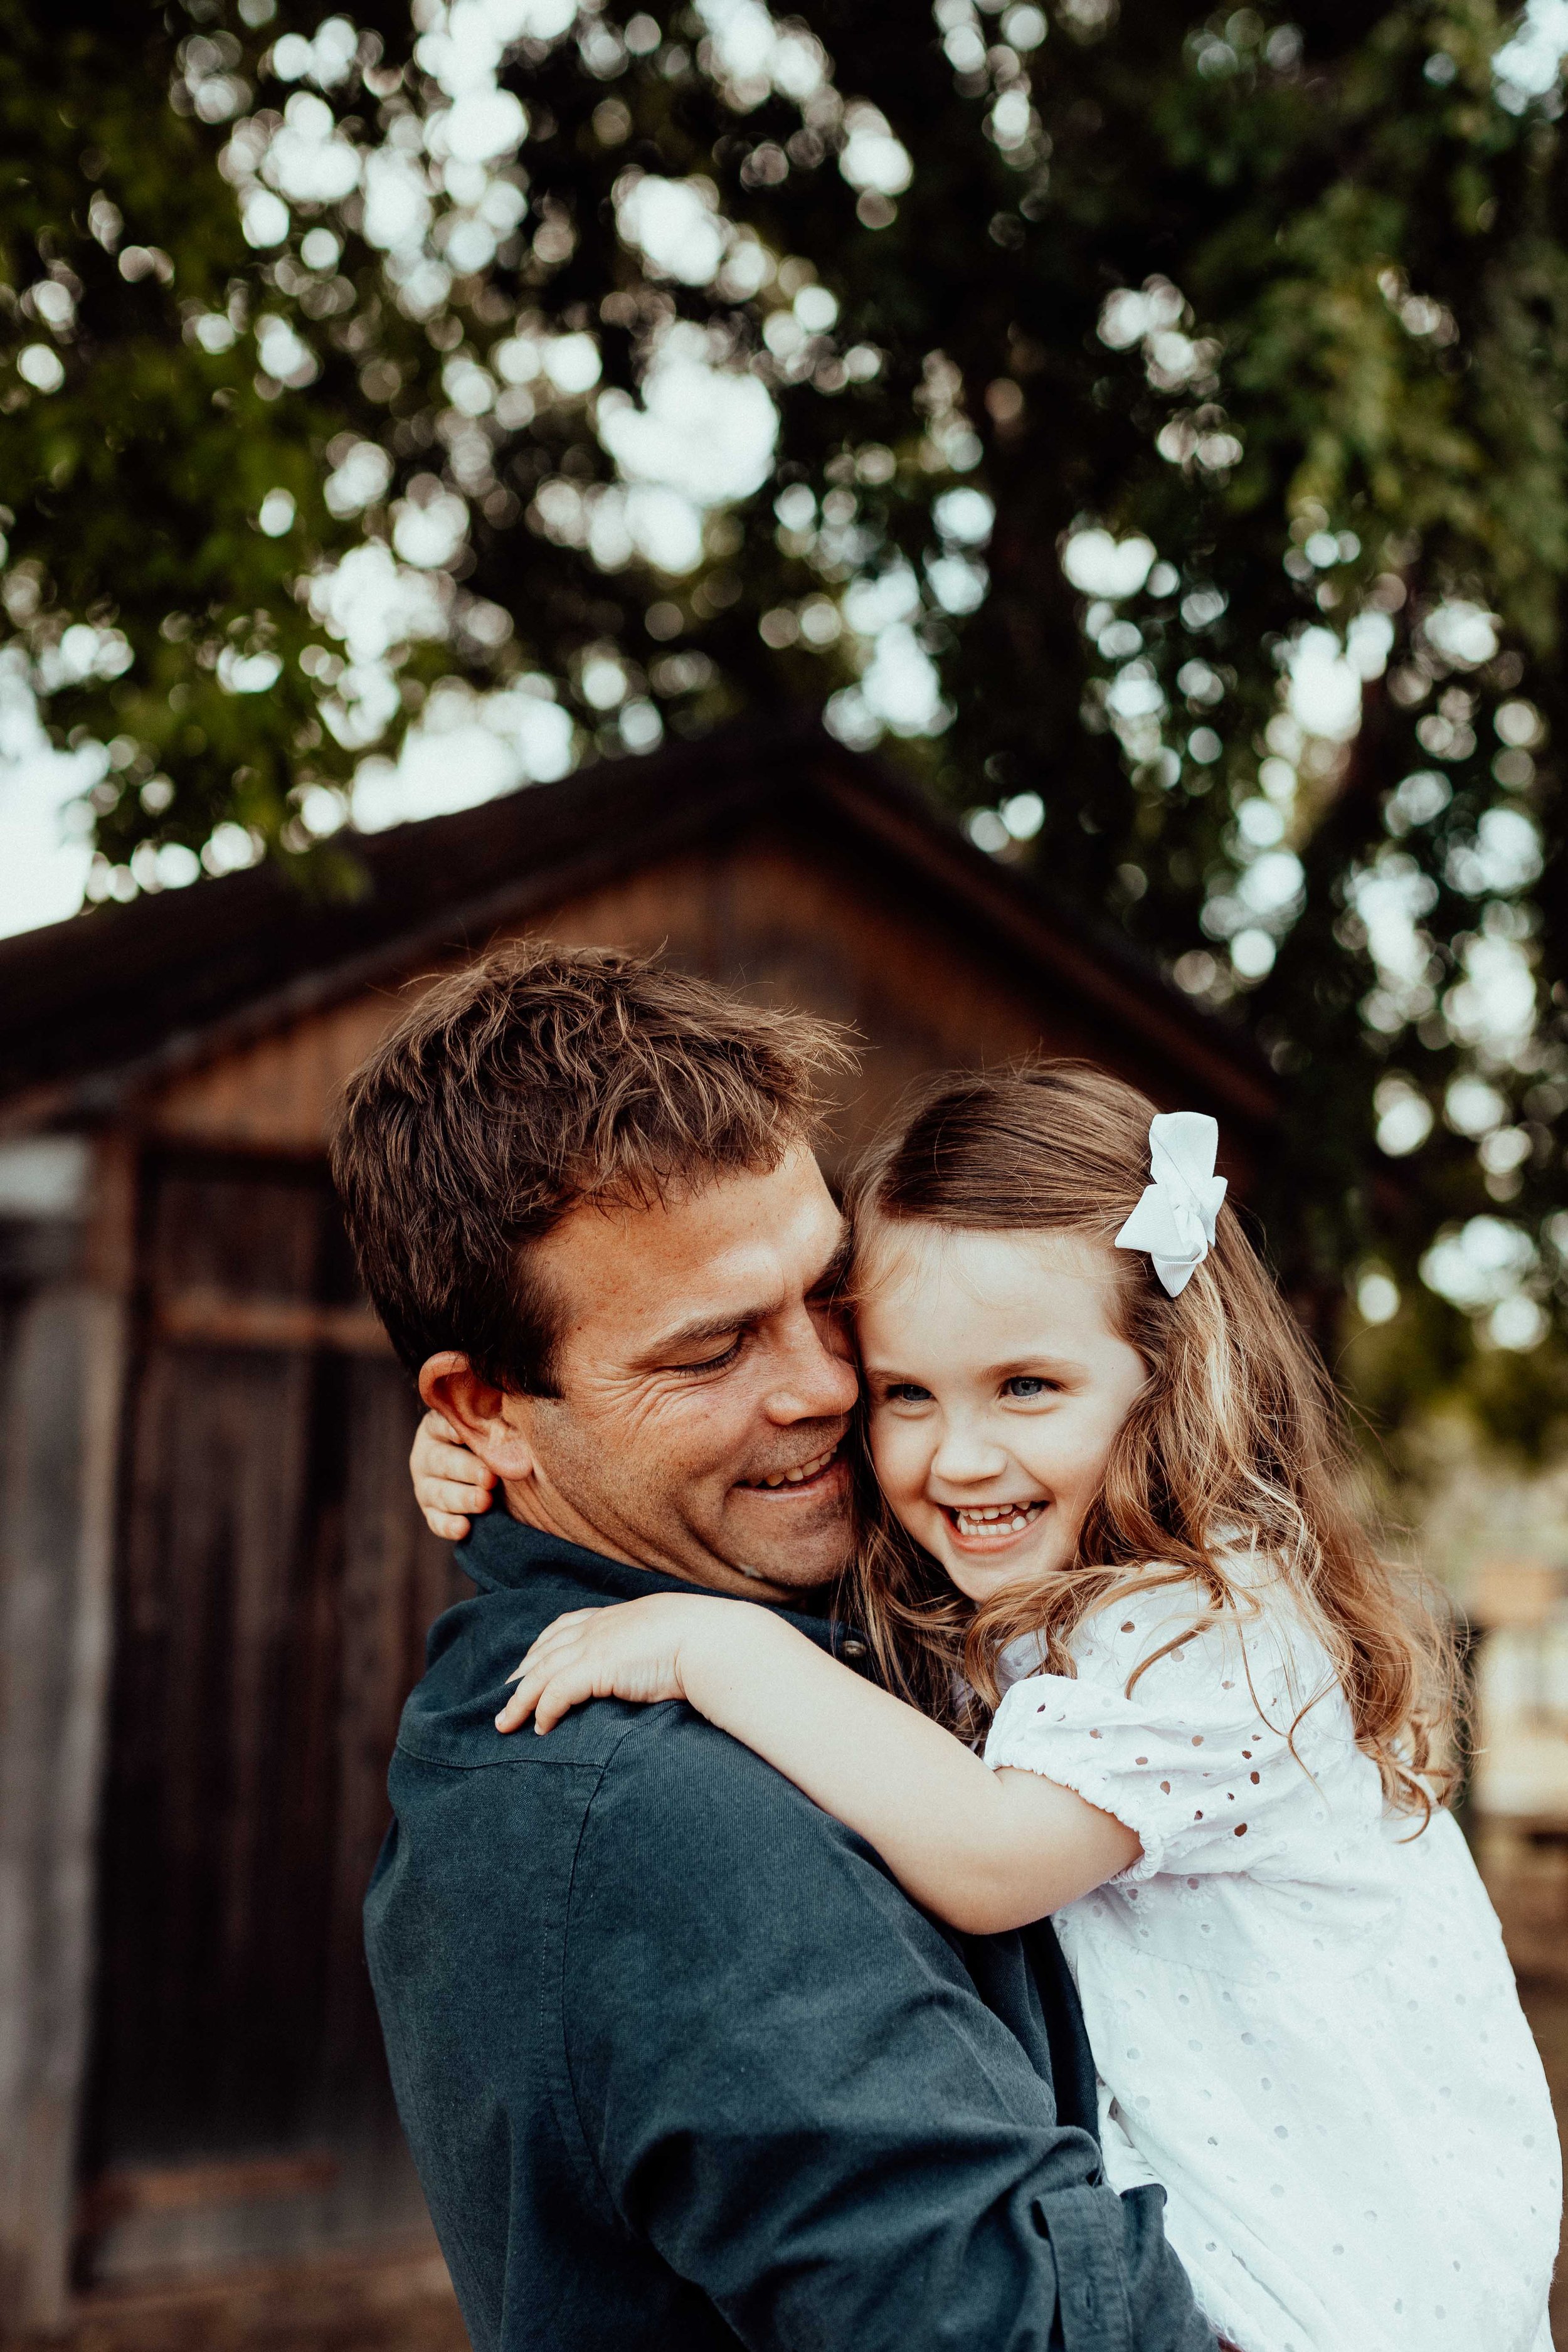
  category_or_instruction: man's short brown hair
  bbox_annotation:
[330,941,856,1394]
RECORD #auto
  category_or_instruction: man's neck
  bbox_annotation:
[496,1478,820,1609]
[497,1476,643,1570]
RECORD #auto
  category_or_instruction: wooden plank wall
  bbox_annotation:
[78,1152,458,2286]
[0,1161,127,2332]
[144,827,1264,1197]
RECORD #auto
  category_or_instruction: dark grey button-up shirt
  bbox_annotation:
[366,1513,1214,2352]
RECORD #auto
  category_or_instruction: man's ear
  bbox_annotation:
[418,1352,541,1481]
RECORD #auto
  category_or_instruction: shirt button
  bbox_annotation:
[840,1636,869,1664]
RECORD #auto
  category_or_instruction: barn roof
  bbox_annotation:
[0,716,1276,1134]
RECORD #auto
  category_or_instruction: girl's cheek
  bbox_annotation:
[867,1408,923,1503]
[866,1405,896,1480]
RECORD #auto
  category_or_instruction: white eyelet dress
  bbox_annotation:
[984,1565,1560,2352]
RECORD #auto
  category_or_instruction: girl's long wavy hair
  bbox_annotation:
[844,1063,1459,1825]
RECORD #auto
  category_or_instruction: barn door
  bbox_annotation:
[80,1150,462,2286]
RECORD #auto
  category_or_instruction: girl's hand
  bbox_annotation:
[496,1594,752,1735]
[410,1409,496,1540]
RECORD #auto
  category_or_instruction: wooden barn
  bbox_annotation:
[0,719,1277,2343]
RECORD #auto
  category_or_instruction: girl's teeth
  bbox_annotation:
[953,1503,1042,1537]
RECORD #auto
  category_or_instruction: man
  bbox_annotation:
[331,941,1216,2352]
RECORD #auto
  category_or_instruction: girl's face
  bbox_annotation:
[858,1221,1148,1605]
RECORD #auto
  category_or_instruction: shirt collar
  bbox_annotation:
[455,1508,861,1660]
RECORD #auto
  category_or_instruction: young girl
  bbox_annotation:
[413,1066,1559,2352]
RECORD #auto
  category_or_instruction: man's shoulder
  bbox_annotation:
[579,1698,907,1937]
[394,1586,830,1826]
[595,1692,854,1821]
[394,1584,647,1777]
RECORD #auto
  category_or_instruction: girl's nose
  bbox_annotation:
[928,1419,1010,1489]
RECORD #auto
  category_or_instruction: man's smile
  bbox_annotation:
[736,1439,845,1494]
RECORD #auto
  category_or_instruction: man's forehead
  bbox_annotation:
[537,1147,843,1323]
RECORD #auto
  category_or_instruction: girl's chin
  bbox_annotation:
[931,1527,1057,1601]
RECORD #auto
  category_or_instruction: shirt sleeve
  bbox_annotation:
[983,1576,1345,1882]
[563,1708,1216,2352]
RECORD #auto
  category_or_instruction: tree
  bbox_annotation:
[5,0,1568,1423]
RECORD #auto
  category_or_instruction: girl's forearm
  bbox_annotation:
[679,1613,1139,1933]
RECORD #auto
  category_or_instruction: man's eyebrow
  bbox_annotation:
[634,1301,775,1363]
[637,1245,847,1365]
[807,1229,853,1299]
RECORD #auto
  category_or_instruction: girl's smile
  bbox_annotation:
[857,1221,1148,1603]
[945,1497,1049,1548]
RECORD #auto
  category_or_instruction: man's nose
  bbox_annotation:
[765,1311,861,1425]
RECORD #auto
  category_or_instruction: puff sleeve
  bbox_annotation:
[983,1577,1353,1883]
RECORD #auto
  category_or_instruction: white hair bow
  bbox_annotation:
[1114,1111,1227,1297]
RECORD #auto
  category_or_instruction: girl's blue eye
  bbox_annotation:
[1002,1375,1051,1399]
[884,1382,933,1404]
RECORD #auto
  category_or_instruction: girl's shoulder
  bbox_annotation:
[1066,1554,1341,1722]
[987,1555,1366,1880]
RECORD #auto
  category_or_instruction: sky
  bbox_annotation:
[0,656,96,938]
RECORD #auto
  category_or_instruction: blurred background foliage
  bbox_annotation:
[5,0,1568,1445]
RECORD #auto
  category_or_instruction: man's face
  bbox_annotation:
[483,1147,858,1599]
